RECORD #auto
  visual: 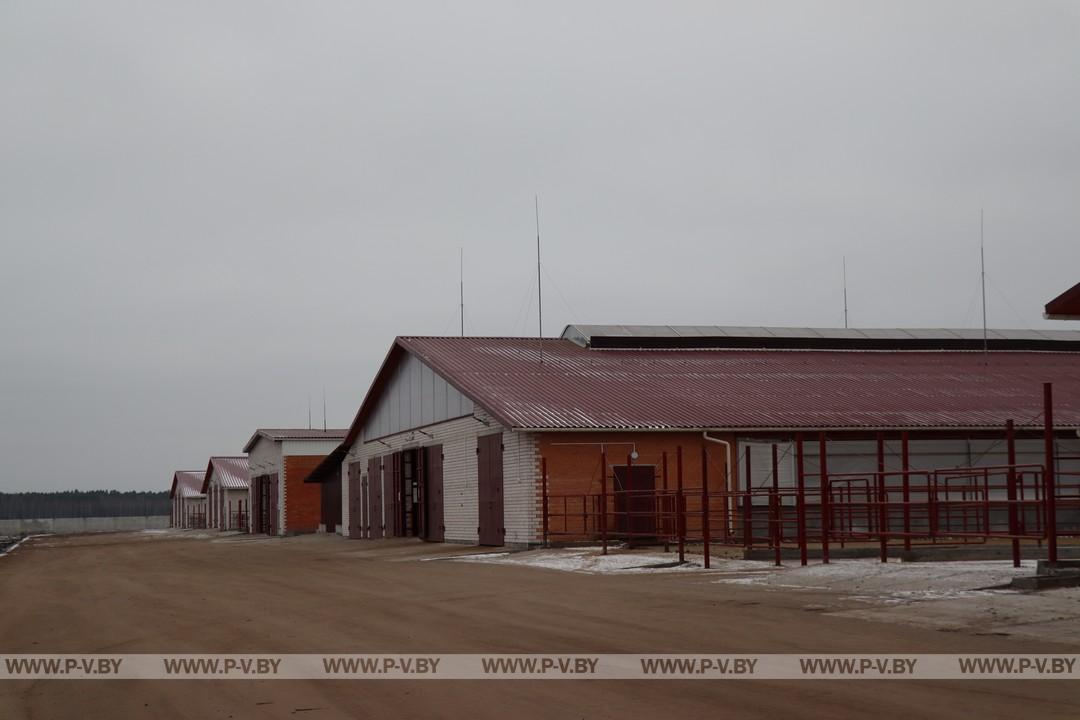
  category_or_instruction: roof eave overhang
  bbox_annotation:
[242,431,266,454]
[517,424,1080,433]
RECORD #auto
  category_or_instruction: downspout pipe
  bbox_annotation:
[702,432,733,486]
[703,432,735,540]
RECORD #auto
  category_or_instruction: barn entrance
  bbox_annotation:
[359,447,446,542]
[477,433,505,546]
[613,465,658,539]
[422,445,444,542]
[251,474,278,535]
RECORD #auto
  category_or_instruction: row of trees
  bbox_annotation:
[0,490,170,519]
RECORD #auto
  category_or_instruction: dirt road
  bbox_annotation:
[0,532,1076,719]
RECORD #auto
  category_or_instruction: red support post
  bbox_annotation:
[599,450,608,556]
[1043,383,1058,564]
[662,451,670,551]
[701,445,711,569]
[676,446,685,563]
[541,457,549,547]
[1006,419,1019,568]
[743,447,752,549]
[772,443,781,567]
[796,433,807,566]
[626,452,634,549]
[877,432,887,563]
[902,431,911,553]
[818,432,830,564]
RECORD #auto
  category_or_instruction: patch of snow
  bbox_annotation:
[712,558,1032,605]
[446,548,772,575]
[0,533,51,557]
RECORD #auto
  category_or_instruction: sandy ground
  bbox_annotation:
[1,531,1078,720]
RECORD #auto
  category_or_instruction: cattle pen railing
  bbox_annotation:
[540,447,1080,569]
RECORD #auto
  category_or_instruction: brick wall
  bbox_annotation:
[537,431,737,540]
[283,455,325,534]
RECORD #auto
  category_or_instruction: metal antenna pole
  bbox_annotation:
[980,209,988,361]
[322,387,326,432]
[307,393,312,430]
[842,256,849,329]
[459,247,464,337]
[535,194,543,363]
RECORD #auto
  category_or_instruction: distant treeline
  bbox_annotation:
[0,491,170,519]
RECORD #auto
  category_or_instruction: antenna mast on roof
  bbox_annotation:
[980,209,988,362]
[322,387,327,432]
[842,257,849,329]
[459,247,465,337]
[307,393,312,430]
[535,194,543,364]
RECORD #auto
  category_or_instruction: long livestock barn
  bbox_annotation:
[243,428,347,536]
[203,456,250,532]
[306,326,1080,556]
[169,470,207,529]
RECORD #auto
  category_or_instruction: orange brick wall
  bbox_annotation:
[284,455,326,534]
[537,431,738,540]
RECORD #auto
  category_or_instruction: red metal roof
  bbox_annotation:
[1045,282,1080,320]
[202,457,250,492]
[390,336,1080,431]
[170,471,206,499]
[242,428,349,453]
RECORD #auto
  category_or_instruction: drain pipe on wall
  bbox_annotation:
[703,432,735,541]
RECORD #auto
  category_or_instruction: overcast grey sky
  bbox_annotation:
[1,2,1078,492]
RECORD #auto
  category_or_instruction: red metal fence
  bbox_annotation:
[542,386,1078,568]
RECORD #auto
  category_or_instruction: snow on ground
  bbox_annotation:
[714,558,1036,603]
[445,547,771,575]
[442,547,1037,604]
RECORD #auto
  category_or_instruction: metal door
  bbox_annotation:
[477,433,504,546]
[424,445,444,542]
[269,473,279,536]
[613,465,657,537]
[348,462,364,538]
[368,456,383,538]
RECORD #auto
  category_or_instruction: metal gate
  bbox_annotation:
[367,456,383,538]
[477,433,504,546]
[424,445,445,542]
[347,462,364,538]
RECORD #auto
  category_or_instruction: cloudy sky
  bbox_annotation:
[1,2,1078,491]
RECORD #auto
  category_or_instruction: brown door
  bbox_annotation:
[613,465,657,538]
[477,433,504,546]
[388,452,401,537]
[368,456,383,538]
[269,473,279,536]
[348,462,364,538]
[424,445,444,542]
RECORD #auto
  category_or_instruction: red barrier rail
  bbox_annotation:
[542,452,1076,568]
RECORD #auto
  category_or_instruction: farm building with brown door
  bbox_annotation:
[202,456,250,532]
[170,470,207,529]
[307,326,1080,551]
[243,428,347,536]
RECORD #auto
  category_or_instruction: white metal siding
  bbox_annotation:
[362,353,474,441]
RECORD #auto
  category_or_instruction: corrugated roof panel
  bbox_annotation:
[205,457,250,491]
[397,336,1080,431]
[171,471,206,499]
